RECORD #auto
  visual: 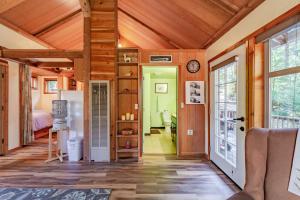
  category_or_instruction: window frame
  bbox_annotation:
[31,76,38,90]
[44,78,58,94]
[265,22,300,128]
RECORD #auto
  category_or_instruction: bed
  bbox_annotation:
[32,110,53,139]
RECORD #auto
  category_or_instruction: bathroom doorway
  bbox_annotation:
[141,66,178,155]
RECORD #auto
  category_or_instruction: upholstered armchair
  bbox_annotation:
[228,128,299,200]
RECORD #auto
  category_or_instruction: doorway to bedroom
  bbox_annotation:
[142,66,178,155]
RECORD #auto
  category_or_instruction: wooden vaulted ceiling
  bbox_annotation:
[0,0,265,50]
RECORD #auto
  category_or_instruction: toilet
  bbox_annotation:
[162,110,172,133]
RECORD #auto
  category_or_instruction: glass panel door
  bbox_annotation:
[210,44,247,188]
[214,62,237,167]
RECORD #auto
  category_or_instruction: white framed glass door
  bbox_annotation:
[210,45,246,188]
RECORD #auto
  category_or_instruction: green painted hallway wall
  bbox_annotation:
[142,66,177,154]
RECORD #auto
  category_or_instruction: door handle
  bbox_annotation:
[233,117,245,122]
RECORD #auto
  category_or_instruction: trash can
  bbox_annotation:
[67,137,83,161]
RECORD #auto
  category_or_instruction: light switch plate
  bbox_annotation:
[181,102,184,108]
[135,104,138,110]
[187,129,193,136]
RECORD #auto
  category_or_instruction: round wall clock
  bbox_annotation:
[186,60,200,73]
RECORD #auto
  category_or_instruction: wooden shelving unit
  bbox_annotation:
[116,48,140,162]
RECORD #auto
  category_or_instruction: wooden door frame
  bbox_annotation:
[0,60,9,155]
[139,63,181,157]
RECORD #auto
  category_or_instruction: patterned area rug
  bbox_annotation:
[0,188,111,200]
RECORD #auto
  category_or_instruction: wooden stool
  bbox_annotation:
[45,128,69,163]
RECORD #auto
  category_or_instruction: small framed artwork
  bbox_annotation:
[155,83,168,93]
[185,81,205,104]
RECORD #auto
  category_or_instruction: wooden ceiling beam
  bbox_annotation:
[79,0,91,17]
[0,17,55,49]
[34,9,82,37]
[36,62,74,68]
[118,8,182,49]
[208,0,239,15]
[0,48,83,59]
[203,0,265,48]
[0,0,26,13]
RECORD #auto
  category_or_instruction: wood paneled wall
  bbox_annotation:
[140,49,206,156]
[84,0,117,160]
[0,60,8,155]
[253,43,265,128]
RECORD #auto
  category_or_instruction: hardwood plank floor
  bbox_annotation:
[0,137,240,199]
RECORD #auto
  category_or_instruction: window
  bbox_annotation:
[267,22,300,128]
[44,78,58,94]
[31,77,38,90]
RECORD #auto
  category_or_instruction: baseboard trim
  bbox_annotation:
[178,152,208,160]
[7,146,23,154]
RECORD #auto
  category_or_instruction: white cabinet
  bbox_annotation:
[90,81,110,162]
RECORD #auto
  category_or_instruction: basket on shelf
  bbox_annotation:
[121,128,134,135]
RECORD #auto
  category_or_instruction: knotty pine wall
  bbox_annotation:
[84,0,117,160]
[140,49,206,156]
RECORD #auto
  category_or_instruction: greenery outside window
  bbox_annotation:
[44,78,58,94]
[267,22,300,128]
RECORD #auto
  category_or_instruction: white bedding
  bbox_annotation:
[32,110,52,131]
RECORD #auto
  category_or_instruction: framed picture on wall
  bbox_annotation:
[185,81,205,104]
[155,83,168,93]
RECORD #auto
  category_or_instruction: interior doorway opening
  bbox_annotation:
[142,66,178,155]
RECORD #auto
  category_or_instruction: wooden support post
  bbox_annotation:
[83,17,91,161]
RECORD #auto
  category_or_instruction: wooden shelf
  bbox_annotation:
[117,134,138,138]
[117,148,139,153]
[117,76,138,80]
[116,120,138,123]
[117,62,139,66]
[116,48,140,162]
[118,48,139,52]
[117,91,138,94]
[117,157,139,162]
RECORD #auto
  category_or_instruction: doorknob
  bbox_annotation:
[233,117,245,122]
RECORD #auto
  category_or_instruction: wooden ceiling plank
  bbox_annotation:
[119,8,182,49]
[34,9,82,37]
[0,17,55,49]
[36,62,74,68]
[0,49,83,58]
[203,0,265,48]
[79,0,91,17]
[0,0,26,14]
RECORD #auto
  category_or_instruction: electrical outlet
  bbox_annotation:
[187,129,193,136]
[134,104,138,110]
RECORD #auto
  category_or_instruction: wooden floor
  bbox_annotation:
[0,138,240,200]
